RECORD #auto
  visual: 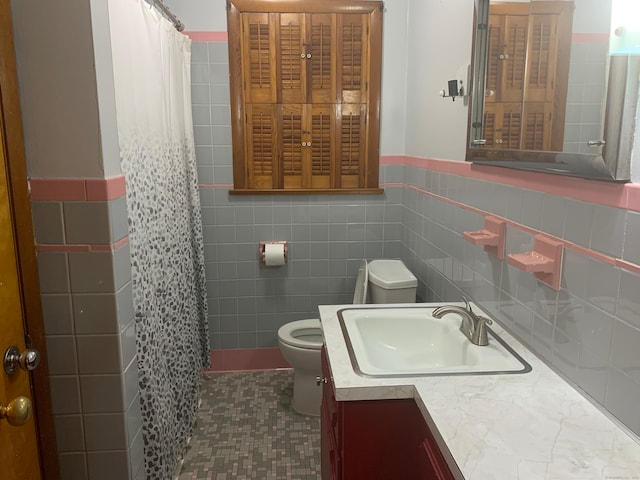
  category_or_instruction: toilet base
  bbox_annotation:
[291,369,321,416]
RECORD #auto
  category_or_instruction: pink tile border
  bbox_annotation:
[402,180,639,276]
[572,33,610,44]
[381,156,640,212]
[207,347,291,372]
[35,237,129,253]
[30,176,126,201]
[86,177,127,201]
[29,179,87,201]
[184,31,228,42]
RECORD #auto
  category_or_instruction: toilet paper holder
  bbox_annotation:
[259,241,288,266]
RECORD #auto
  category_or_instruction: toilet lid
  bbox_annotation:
[277,319,324,350]
[353,259,368,304]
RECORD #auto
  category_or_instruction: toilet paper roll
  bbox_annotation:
[264,243,286,266]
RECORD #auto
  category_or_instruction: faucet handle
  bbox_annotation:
[471,316,493,346]
[461,296,471,311]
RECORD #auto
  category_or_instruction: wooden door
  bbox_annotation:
[0,2,59,476]
[0,93,40,480]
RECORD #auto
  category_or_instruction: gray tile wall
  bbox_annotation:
[564,41,608,153]
[192,41,404,349]
[193,39,640,436]
[400,166,640,437]
[33,195,143,480]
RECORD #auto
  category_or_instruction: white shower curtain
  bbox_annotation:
[109,1,209,478]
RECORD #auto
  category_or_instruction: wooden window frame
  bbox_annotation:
[227,0,384,194]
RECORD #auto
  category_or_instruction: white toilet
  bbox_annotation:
[277,259,417,415]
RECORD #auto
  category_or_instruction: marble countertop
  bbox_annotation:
[319,303,640,480]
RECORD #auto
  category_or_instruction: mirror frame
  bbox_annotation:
[466,0,640,182]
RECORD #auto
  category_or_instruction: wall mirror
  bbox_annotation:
[467,0,640,182]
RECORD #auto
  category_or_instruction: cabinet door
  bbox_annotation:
[321,401,341,480]
[417,438,457,480]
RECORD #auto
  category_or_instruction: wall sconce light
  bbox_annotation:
[610,0,640,55]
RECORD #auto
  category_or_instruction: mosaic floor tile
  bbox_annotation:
[179,370,321,479]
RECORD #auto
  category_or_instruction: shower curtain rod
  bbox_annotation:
[151,0,185,32]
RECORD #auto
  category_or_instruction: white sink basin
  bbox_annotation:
[338,306,531,377]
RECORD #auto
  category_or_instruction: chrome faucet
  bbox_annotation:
[432,297,493,346]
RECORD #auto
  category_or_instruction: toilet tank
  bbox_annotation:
[367,259,417,303]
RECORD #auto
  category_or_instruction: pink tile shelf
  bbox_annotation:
[463,216,506,260]
[507,235,563,290]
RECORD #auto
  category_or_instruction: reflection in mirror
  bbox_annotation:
[467,0,640,181]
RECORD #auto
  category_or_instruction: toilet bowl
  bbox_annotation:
[277,259,417,416]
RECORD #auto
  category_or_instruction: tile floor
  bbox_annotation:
[179,370,322,479]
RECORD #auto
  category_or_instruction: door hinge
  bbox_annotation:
[478,23,488,30]
[226,0,231,11]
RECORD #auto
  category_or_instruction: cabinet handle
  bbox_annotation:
[316,376,327,386]
[300,53,306,59]
[306,53,312,59]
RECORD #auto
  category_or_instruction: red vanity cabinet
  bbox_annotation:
[320,347,458,480]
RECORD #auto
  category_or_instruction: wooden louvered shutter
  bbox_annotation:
[501,103,523,149]
[522,102,552,150]
[242,13,277,104]
[337,14,368,104]
[246,104,279,189]
[500,14,528,103]
[479,2,571,154]
[525,14,558,103]
[279,13,306,104]
[483,105,497,147]
[485,15,502,105]
[309,105,334,189]
[484,103,522,149]
[309,14,336,104]
[228,0,382,194]
[338,104,366,188]
[281,104,304,188]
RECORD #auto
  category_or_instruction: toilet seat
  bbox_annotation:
[277,319,323,350]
